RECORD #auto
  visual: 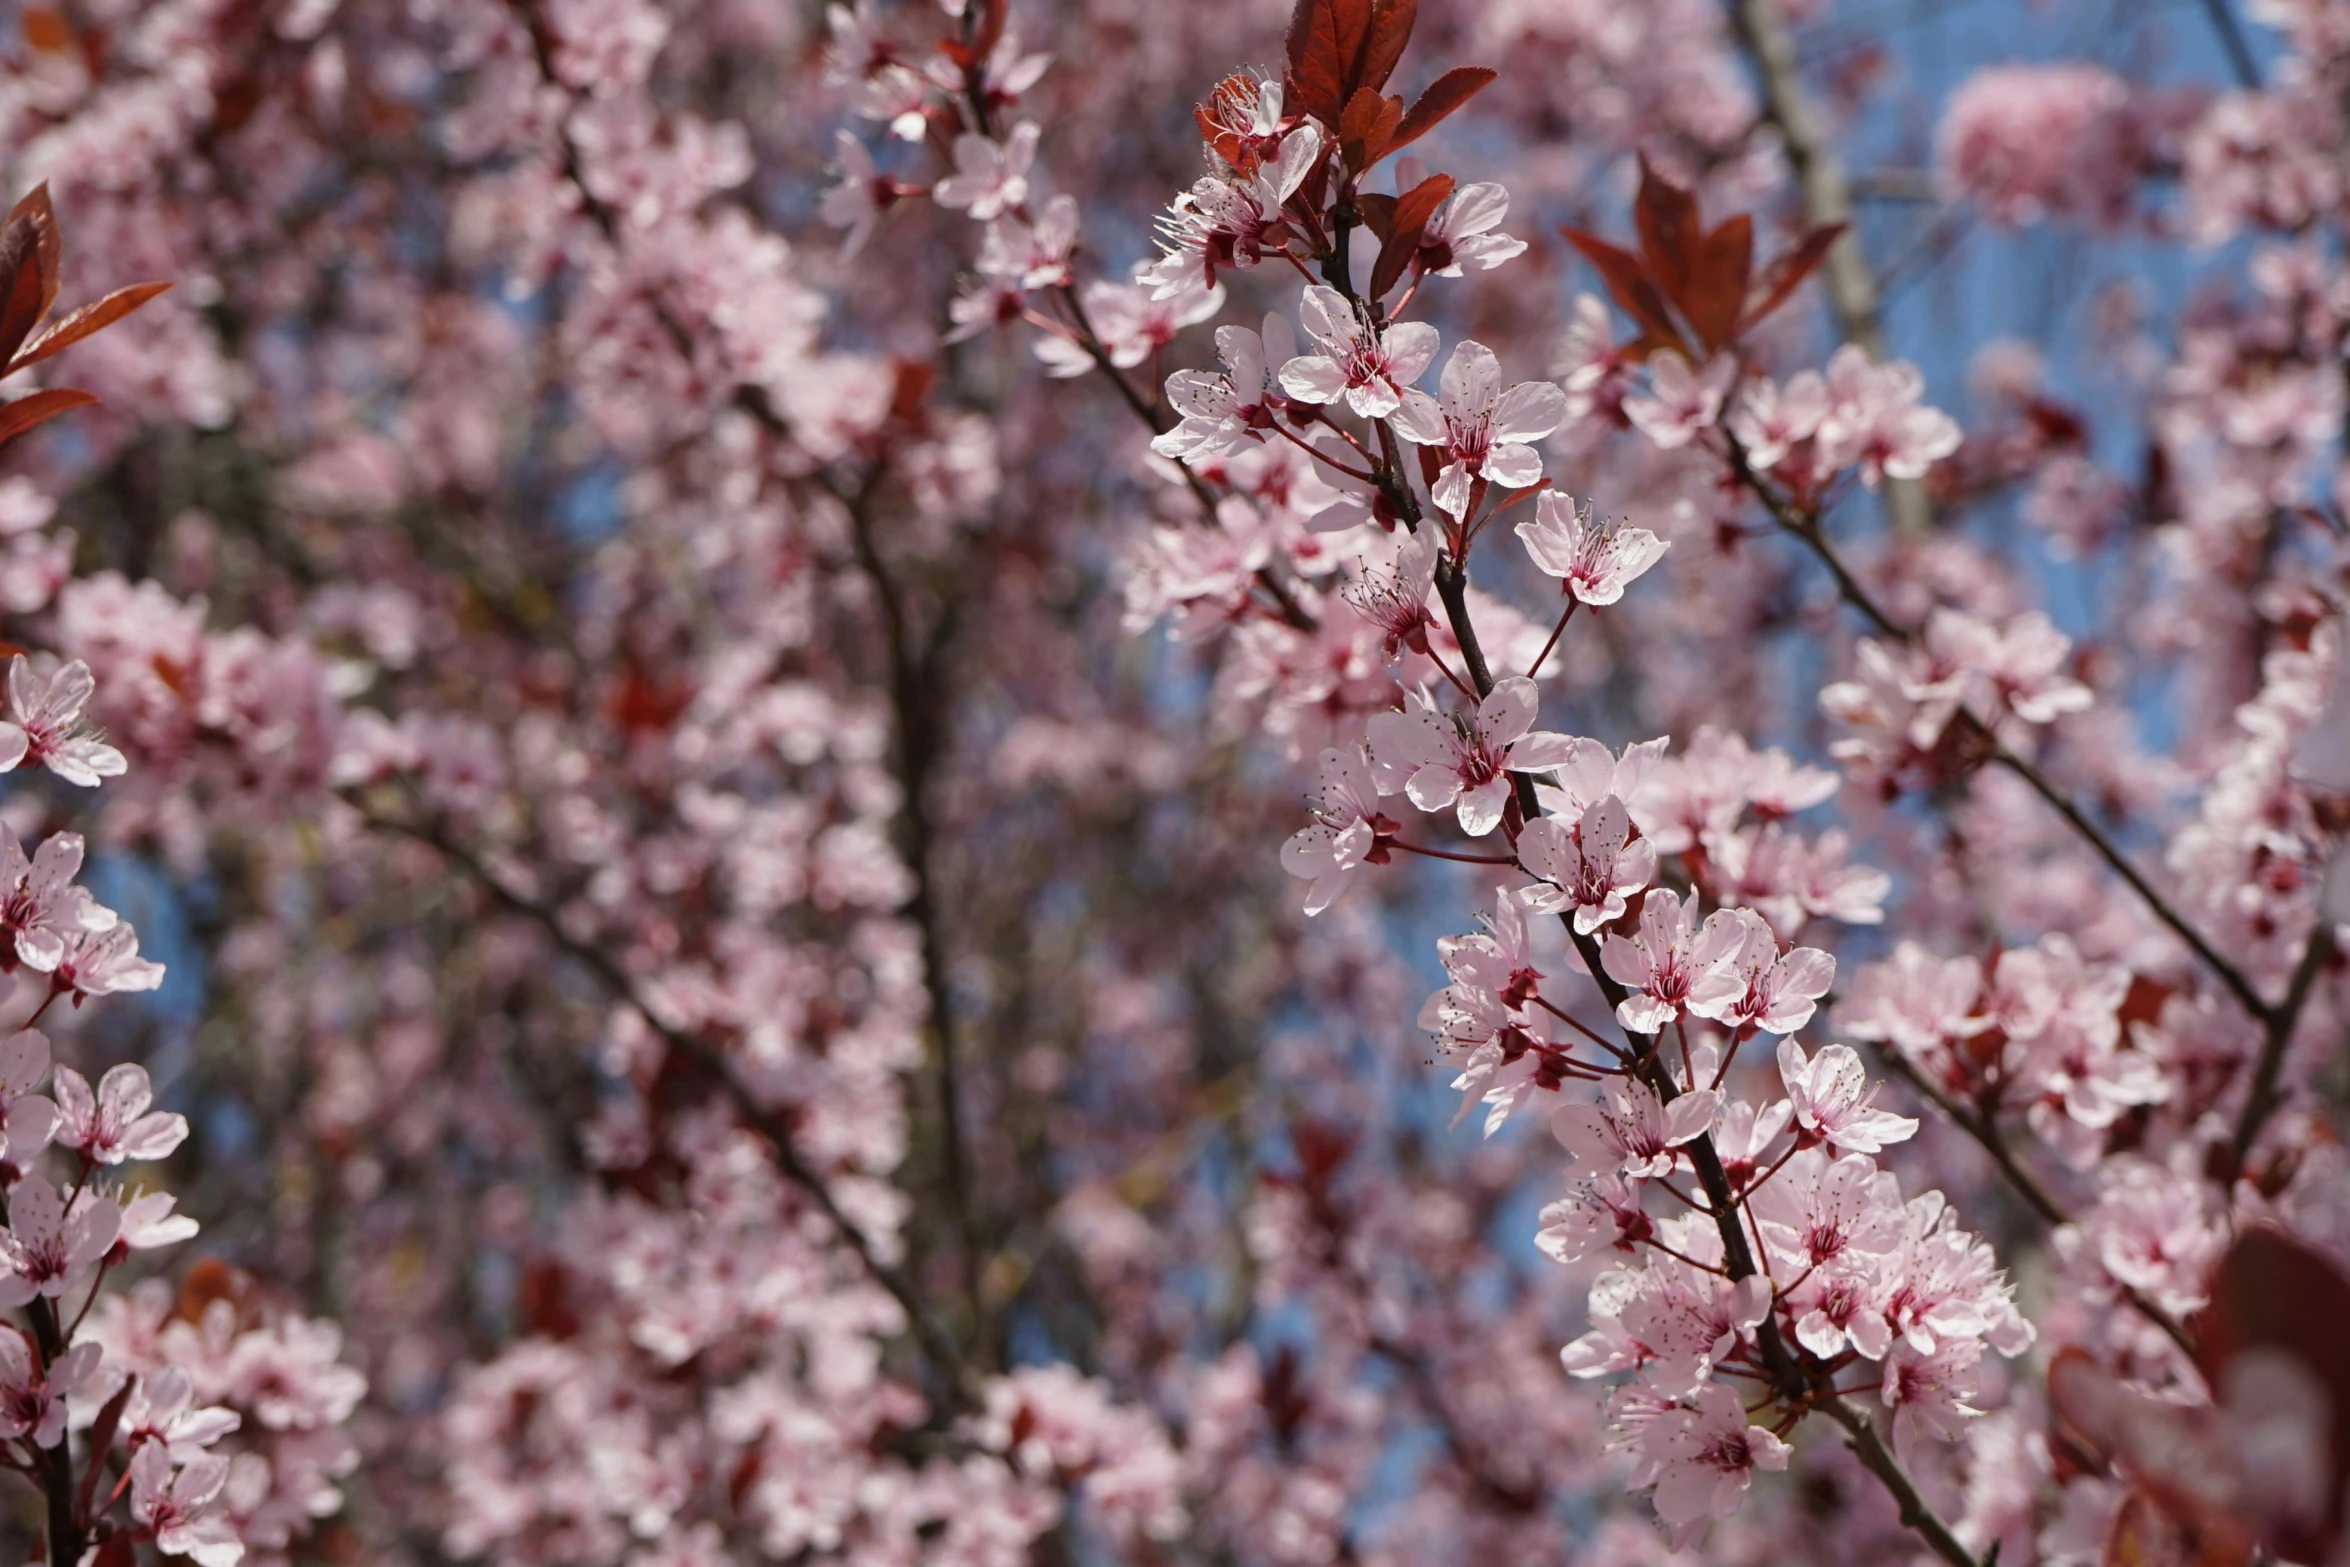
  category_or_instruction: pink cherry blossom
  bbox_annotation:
[1638,1384,1791,1549]
[1776,1038,1919,1153]
[1152,315,1296,463]
[1552,1080,1721,1181]
[0,1175,119,1305]
[0,1335,99,1449]
[0,657,125,786]
[1623,351,1734,450]
[1519,795,1656,934]
[130,1444,244,1567]
[1813,345,1963,487]
[1388,339,1565,518]
[1280,743,1397,915]
[1366,675,1573,837]
[54,1063,190,1166]
[1599,889,1744,1033]
[1688,908,1836,1036]
[1278,285,1441,420]
[1411,180,1526,278]
[1514,492,1671,607]
[932,121,1039,218]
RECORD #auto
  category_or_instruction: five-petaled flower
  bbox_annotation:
[1279,285,1440,421]
[1389,340,1566,519]
[1367,675,1573,837]
[1281,744,1398,915]
[1515,493,1670,607]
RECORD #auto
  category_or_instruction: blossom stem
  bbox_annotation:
[1523,599,1577,681]
[1270,420,1379,484]
[1641,1235,1731,1277]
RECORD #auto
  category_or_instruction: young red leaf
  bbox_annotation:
[1284,0,1354,124]
[1356,0,1417,97]
[1738,221,1846,335]
[1389,65,1495,153]
[1559,227,1684,355]
[0,219,44,371]
[1353,191,1399,242]
[0,386,99,446]
[3,184,60,318]
[77,1374,135,1524]
[1338,87,1397,172]
[1682,214,1753,353]
[1633,155,1702,300]
[1369,171,1452,302]
[10,281,170,372]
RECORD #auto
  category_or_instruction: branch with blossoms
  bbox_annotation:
[856,2,2051,1559]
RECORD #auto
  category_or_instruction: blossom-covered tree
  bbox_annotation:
[1,0,2348,1563]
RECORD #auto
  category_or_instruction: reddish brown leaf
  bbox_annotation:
[1353,191,1399,243]
[77,1375,135,1523]
[1389,65,1495,153]
[1356,0,1417,97]
[1284,0,1356,124]
[9,281,169,371]
[1559,227,1683,354]
[1337,87,1391,172]
[1738,221,1845,334]
[0,219,44,372]
[1682,214,1753,353]
[0,387,96,446]
[4,184,59,318]
[1370,172,1452,302]
[1633,155,1702,300]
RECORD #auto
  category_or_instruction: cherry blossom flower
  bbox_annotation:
[1366,676,1574,836]
[1881,1342,1984,1465]
[1278,285,1440,421]
[976,194,1081,290]
[1687,909,1836,1036]
[818,131,916,257]
[1519,795,1656,934]
[0,1175,119,1305]
[1923,608,2093,725]
[1143,124,1323,296]
[1726,370,1828,471]
[1280,744,1398,915]
[130,1444,244,1567]
[122,1366,241,1461]
[1538,734,1672,821]
[1552,1080,1721,1180]
[1776,1038,1919,1153]
[1153,316,1295,463]
[1599,889,1743,1033]
[0,830,105,974]
[1342,526,1439,658]
[932,122,1039,219]
[54,1063,190,1166]
[0,659,125,787]
[1411,181,1527,277]
[1535,1175,1650,1264]
[1040,276,1224,377]
[1622,352,1734,450]
[1514,492,1671,607]
[0,1334,98,1449]
[52,922,167,1005]
[1814,346,1962,487]
[1389,340,1566,519]
[1638,1384,1790,1549]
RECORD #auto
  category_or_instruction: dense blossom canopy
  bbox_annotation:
[0,0,2344,1564]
